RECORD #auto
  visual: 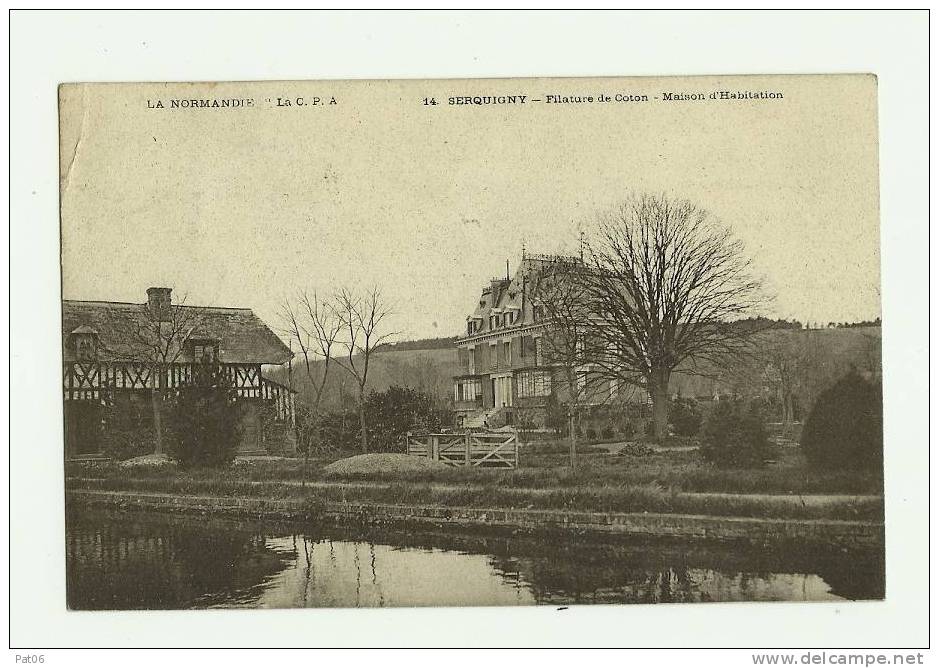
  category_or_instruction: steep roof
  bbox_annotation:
[462,254,582,340]
[62,300,292,365]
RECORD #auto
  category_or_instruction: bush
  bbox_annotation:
[619,442,656,457]
[166,366,239,468]
[363,385,445,452]
[670,398,703,437]
[801,371,883,470]
[545,393,567,437]
[313,409,360,452]
[100,397,157,461]
[700,400,771,468]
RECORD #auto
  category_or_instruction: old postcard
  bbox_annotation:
[59,75,882,610]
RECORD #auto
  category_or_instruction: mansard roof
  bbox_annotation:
[462,253,583,341]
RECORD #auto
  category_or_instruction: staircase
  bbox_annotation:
[463,407,501,429]
[463,406,516,429]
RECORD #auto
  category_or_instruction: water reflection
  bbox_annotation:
[65,508,884,610]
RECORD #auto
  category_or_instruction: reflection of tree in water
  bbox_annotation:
[489,546,701,604]
[66,510,296,610]
[295,523,884,605]
[67,509,885,609]
[486,538,884,605]
[814,552,885,601]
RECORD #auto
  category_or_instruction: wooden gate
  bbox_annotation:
[406,430,518,468]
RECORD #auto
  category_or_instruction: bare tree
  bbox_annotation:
[334,287,396,453]
[102,295,206,455]
[528,256,600,468]
[760,332,808,438]
[281,291,342,479]
[582,193,767,441]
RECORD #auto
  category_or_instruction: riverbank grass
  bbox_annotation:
[67,446,883,522]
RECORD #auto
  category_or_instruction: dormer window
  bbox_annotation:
[69,326,99,361]
[75,335,97,361]
[190,339,219,364]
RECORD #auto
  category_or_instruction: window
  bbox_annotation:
[489,343,498,369]
[521,335,534,359]
[503,341,512,366]
[455,379,482,402]
[517,370,552,398]
[74,335,97,361]
[192,341,218,363]
[533,306,544,322]
[534,337,544,366]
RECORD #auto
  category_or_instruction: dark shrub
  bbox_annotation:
[801,371,883,470]
[619,442,656,457]
[619,420,635,438]
[700,400,771,468]
[167,365,238,468]
[100,395,157,460]
[314,409,360,452]
[670,398,703,437]
[545,393,567,437]
[601,425,615,440]
[363,385,445,452]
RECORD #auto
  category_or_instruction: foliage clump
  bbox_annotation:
[298,385,447,454]
[800,370,883,471]
[700,400,771,468]
[167,365,239,468]
[100,397,157,461]
[362,385,446,452]
[669,397,703,437]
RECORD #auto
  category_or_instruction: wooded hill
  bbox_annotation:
[269,327,880,414]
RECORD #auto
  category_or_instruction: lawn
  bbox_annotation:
[66,440,883,521]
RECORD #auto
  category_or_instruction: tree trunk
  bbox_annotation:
[358,387,368,453]
[650,368,671,442]
[568,411,577,469]
[151,379,163,456]
[781,392,794,438]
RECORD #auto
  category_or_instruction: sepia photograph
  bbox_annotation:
[58,75,885,610]
[8,7,929,654]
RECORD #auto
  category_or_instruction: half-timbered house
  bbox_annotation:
[62,287,296,459]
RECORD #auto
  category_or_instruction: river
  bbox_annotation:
[66,507,884,609]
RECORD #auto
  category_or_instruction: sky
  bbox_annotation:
[59,75,881,340]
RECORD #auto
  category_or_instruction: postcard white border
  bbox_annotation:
[8,8,930,653]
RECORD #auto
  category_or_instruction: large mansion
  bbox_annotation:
[452,253,626,429]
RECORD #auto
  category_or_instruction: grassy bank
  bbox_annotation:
[69,444,883,496]
[68,474,883,522]
[66,440,884,522]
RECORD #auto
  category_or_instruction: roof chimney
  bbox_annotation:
[146,287,173,321]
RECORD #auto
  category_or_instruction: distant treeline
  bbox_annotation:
[735,317,882,331]
[270,324,882,414]
[382,336,458,351]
